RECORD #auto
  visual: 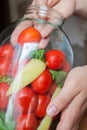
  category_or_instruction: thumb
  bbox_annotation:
[46,76,79,117]
[48,0,76,18]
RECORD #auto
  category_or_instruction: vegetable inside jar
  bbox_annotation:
[0,4,74,130]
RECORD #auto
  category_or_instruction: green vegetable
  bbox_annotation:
[0,111,6,130]
[30,49,45,61]
[0,110,15,130]
[0,76,12,84]
[50,70,67,85]
[37,70,67,130]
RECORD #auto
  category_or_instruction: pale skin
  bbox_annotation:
[11,0,87,130]
[33,0,87,130]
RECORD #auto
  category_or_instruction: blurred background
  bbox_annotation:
[0,0,87,66]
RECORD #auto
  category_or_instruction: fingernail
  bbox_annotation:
[46,105,58,117]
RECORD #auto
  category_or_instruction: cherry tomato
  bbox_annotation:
[48,82,57,96]
[16,113,37,130]
[0,43,14,59]
[0,43,14,76]
[0,82,9,110]
[18,27,42,46]
[0,57,11,76]
[32,69,53,94]
[62,60,71,72]
[35,94,51,118]
[45,49,66,70]
[14,87,37,114]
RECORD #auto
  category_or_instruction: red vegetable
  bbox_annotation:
[45,49,66,70]
[62,60,71,72]
[0,82,9,110]
[32,69,53,94]
[18,27,42,46]
[0,43,14,58]
[14,87,37,114]
[48,82,57,96]
[0,43,14,76]
[16,113,37,130]
[0,57,11,76]
[35,94,51,118]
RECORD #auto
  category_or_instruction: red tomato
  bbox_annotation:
[62,60,71,72]
[14,87,37,114]
[32,69,53,94]
[16,113,37,130]
[0,43,14,58]
[0,43,14,76]
[48,82,57,96]
[35,94,51,118]
[0,82,9,110]
[18,27,42,46]
[45,49,66,70]
[0,57,11,76]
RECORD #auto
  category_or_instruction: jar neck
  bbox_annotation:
[24,5,64,28]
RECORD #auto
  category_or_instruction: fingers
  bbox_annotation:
[53,0,76,18]
[46,67,87,117]
[47,0,76,18]
[39,37,50,49]
[56,93,86,130]
[46,72,80,117]
[33,0,75,19]
[11,0,76,45]
[34,0,75,18]
[40,24,54,38]
[38,0,75,38]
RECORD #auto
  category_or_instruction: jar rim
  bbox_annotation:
[24,4,64,27]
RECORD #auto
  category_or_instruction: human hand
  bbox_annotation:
[46,66,87,130]
[31,0,76,39]
[10,1,87,130]
[33,0,87,38]
[11,0,87,47]
[10,0,51,48]
[10,0,76,48]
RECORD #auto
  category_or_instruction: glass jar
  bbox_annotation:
[0,5,74,130]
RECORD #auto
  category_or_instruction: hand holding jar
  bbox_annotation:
[0,2,74,130]
[2,0,87,130]
[31,1,87,130]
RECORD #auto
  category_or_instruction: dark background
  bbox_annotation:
[0,0,32,32]
[0,0,10,32]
